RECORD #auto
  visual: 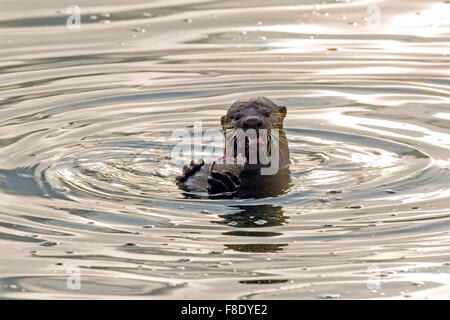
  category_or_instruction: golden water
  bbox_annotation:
[0,0,449,299]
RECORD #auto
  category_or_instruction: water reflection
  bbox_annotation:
[217,203,288,253]
[217,204,287,229]
[224,243,288,253]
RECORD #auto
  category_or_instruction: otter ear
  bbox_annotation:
[221,115,228,129]
[277,106,287,119]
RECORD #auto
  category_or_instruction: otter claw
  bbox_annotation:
[176,159,205,183]
[207,171,240,194]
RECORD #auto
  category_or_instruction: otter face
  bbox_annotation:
[221,97,286,131]
[220,97,289,172]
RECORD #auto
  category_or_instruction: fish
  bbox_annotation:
[176,156,245,192]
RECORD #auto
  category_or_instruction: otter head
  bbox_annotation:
[221,96,286,131]
[220,97,290,173]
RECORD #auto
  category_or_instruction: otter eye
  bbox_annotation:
[265,111,271,117]
[233,113,241,120]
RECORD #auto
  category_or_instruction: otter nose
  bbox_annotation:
[243,116,262,129]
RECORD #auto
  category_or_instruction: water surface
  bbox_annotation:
[1,0,450,299]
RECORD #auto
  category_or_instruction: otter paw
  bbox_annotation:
[176,159,205,183]
[207,171,240,194]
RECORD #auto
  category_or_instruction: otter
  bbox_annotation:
[176,97,290,195]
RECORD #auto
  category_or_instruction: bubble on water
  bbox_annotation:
[386,271,396,275]
[227,221,238,226]
[254,219,267,226]
[131,27,146,33]
[370,223,380,227]
[123,243,137,247]
[40,241,59,247]
[53,186,69,193]
[209,264,221,268]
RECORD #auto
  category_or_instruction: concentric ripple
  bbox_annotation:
[0,0,450,299]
